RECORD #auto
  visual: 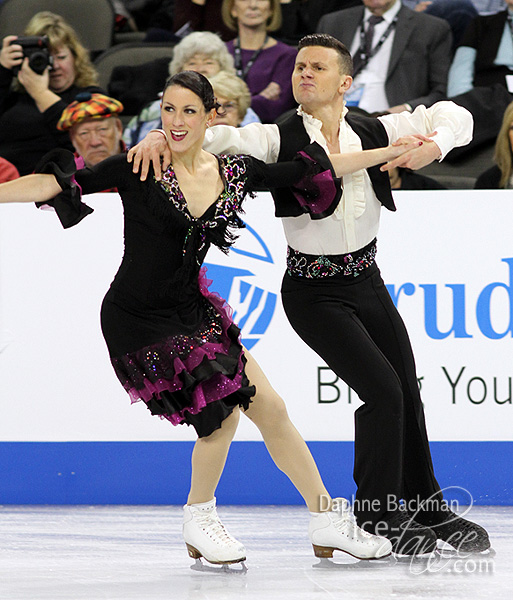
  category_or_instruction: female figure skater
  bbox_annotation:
[0,71,421,567]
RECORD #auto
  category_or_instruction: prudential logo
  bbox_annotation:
[204,223,278,350]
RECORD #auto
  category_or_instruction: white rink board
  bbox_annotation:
[0,189,512,442]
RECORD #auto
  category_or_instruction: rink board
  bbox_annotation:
[0,441,511,505]
[1,190,512,504]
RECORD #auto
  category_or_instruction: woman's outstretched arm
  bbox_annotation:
[0,174,62,204]
[329,136,427,177]
[253,137,428,191]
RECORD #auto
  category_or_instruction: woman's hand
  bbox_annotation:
[127,130,171,181]
[388,135,428,158]
[16,58,59,113]
[0,35,23,71]
[17,58,50,95]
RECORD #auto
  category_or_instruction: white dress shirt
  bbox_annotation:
[203,101,473,255]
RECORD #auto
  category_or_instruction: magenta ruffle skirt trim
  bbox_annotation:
[111,267,251,426]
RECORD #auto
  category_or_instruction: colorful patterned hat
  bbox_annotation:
[57,92,124,131]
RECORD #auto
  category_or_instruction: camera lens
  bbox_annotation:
[29,52,49,75]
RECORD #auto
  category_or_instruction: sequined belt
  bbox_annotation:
[286,239,377,279]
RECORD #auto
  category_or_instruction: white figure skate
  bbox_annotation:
[183,498,247,571]
[309,497,393,561]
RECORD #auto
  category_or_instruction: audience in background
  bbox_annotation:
[222,0,297,123]
[413,0,478,54]
[444,0,513,158]
[123,31,259,147]
[317,0,452,115]
[0,2,510,187]
[57,92,125,169]
[475,101,513,188]
[0,12,102,175]
[448,0,513,97]
[209,70,258,126]
[169,30,235,76]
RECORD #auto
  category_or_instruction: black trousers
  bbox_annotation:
[281,262,442,526]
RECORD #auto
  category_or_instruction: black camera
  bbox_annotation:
[10,35,53,75]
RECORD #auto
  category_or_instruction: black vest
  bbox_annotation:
[273,111,396,218]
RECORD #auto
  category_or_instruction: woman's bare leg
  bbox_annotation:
[242,350,331,512]
[187,408,240,505]
[184,352,391,562]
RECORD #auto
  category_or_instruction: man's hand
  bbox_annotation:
[381,133,441,172]
[126,130,171,181]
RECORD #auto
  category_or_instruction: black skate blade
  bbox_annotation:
[436,545,496,558]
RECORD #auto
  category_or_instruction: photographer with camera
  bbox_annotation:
[0,11,103,176]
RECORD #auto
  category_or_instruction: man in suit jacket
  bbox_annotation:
[317,0,452,114]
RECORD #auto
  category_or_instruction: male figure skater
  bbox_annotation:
[128,34,490,556]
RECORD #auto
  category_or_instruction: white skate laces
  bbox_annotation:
[183,498,246,565]
[309,497,393,560]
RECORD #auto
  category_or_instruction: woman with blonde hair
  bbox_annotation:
[0,11,102,175]
[475,101,513,189]
[222,0,297,123]
[209,70,259,127]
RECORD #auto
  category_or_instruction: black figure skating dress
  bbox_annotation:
[37,146,337,437]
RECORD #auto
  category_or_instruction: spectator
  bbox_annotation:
[0,12,102,175]
[443,1,513,158]
[475,101,513,188]
[317,0,452,114]
[123,31,259,147]
[57,92,126,169]
[0,157,19,183]
[208,70,259,126]
[222,0,297,123]
[413,0,478,54]
[447,0,513,98]
[169,30,236,77]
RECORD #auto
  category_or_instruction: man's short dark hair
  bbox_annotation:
[297,34,353,75]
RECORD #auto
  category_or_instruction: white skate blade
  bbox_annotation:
[313,555,396,569]
[190,557,248,573]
